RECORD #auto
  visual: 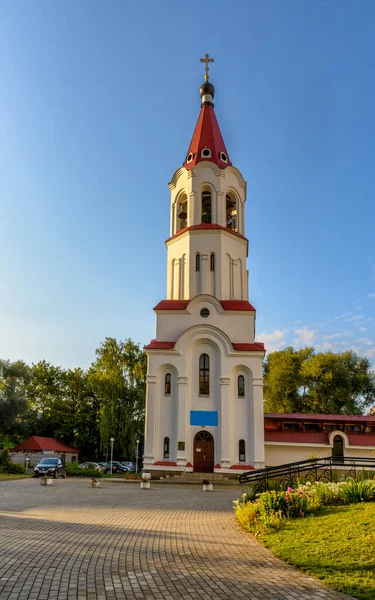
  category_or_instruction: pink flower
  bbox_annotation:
[285,495,290,501]
[287,487,293,492]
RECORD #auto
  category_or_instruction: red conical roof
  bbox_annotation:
[183,103,232,170]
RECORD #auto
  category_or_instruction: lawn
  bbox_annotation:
[0,473,29,480]
[261,502,375,600]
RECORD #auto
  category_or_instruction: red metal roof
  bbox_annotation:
[166,223,247,244]
[183,104,231,170]
[144,340,176,350]
[221,301,256,312]
[264,430,375,447]
[153,300,190,311]
[13,436,78,453]
[232,342,265,352]
[153,299,256,312]
[265,413,375,422]
[265,431,328,444]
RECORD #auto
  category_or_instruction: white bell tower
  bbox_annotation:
[144,58,265,475]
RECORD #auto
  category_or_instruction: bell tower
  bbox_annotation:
[144,58,266,475]
[167,75,249,302]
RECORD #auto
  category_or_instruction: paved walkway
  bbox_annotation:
[0,479,354,600]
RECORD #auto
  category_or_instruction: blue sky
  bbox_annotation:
[0,1,374,368]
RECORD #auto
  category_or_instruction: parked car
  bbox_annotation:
[34,458,66,478]
[79,462,103,472]
[98,462,118,474]
[121,461,137,473]
[110,461,130,473]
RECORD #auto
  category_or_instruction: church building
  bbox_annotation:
[143,57,266,475]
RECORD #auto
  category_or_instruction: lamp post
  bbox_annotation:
[136,439,140,474]
[110,437,114,474]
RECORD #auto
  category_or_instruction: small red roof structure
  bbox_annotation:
[153,299,256,312]
[13,436,78,454]
[183,79,231,171]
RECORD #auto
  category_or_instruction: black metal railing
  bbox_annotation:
[239,456,375,491]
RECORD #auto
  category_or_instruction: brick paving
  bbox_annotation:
[0,479,354,600]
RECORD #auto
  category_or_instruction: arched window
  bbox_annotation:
[238,375,245,397]
[177,195,188,231]
[210,253,215,271]
[163,437,170,459]
[196,253,201,271]
[164,373,171,395]
[239,439,246,462]
[201,191,212,224]
[332,435,344,462]
[226,194,237,230]
[199,353,210,395]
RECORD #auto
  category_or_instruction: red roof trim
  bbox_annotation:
[153,299,256,312]
[186,462,193,468]
[220,300,256,311]
[232,342,265,352]
[183,104,232,170]
[166,223,247,244]
[153,300,190,311]
[264,413,375,423]
[154,461,177,466]
[230,465,254,470]
[264,430,375,447]
[12,436,78,453]
[144,340,176,350]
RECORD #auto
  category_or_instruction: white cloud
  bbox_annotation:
[355,338,374,346]
[369,293,375,298]
[335,312,352,320]
[293,327,316,347]
[257,329,288,352]
[360,327,367,332]
[344,314,364,322]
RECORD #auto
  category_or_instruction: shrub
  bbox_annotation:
[341,478,375,503]
[0,462,25,474]
[66,463,102,477]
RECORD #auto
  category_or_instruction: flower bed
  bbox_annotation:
[235,478,375,534]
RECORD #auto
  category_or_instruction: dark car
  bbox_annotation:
[79,462,103,472]
[98,462,118,474]
[110,461,130,473]
[121,461,137,473]
[34,458,66,478]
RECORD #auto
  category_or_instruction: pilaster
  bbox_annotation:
[220,377,231,467]
[252,376,265,469]
[143,375,157,466]
[176,376,188,466]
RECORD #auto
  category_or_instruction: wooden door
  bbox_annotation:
[332,435,344,462]
[193,431,214,473]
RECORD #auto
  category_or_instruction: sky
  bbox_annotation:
[0,1,374,369]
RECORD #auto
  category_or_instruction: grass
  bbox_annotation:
[0,473,29,480]
[260,503,375,600]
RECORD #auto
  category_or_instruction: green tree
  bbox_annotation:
[89,338,146,460]
[263,347,314,412]
[264,347,375,414]
[0,359,30,439]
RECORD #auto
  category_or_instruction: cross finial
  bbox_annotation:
[200,53,214,82]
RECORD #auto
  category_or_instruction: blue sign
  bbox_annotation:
[190,411,218,426]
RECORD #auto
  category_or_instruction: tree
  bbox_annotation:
[263,347,375,415]
[89,338,146,460]
[0,360,30,439]
[263,347,314,413]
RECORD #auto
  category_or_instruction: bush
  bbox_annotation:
[0,462,25,474]
[66,463,102,477]
[235,478,375,535]
[341,478,375,503]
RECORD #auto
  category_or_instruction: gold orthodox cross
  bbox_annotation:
[200,53,214,81]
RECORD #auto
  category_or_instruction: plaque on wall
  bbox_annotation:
[178,442,185,451]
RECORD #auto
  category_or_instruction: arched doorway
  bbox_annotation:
[193,431,214,473]
[332,435,344,462]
